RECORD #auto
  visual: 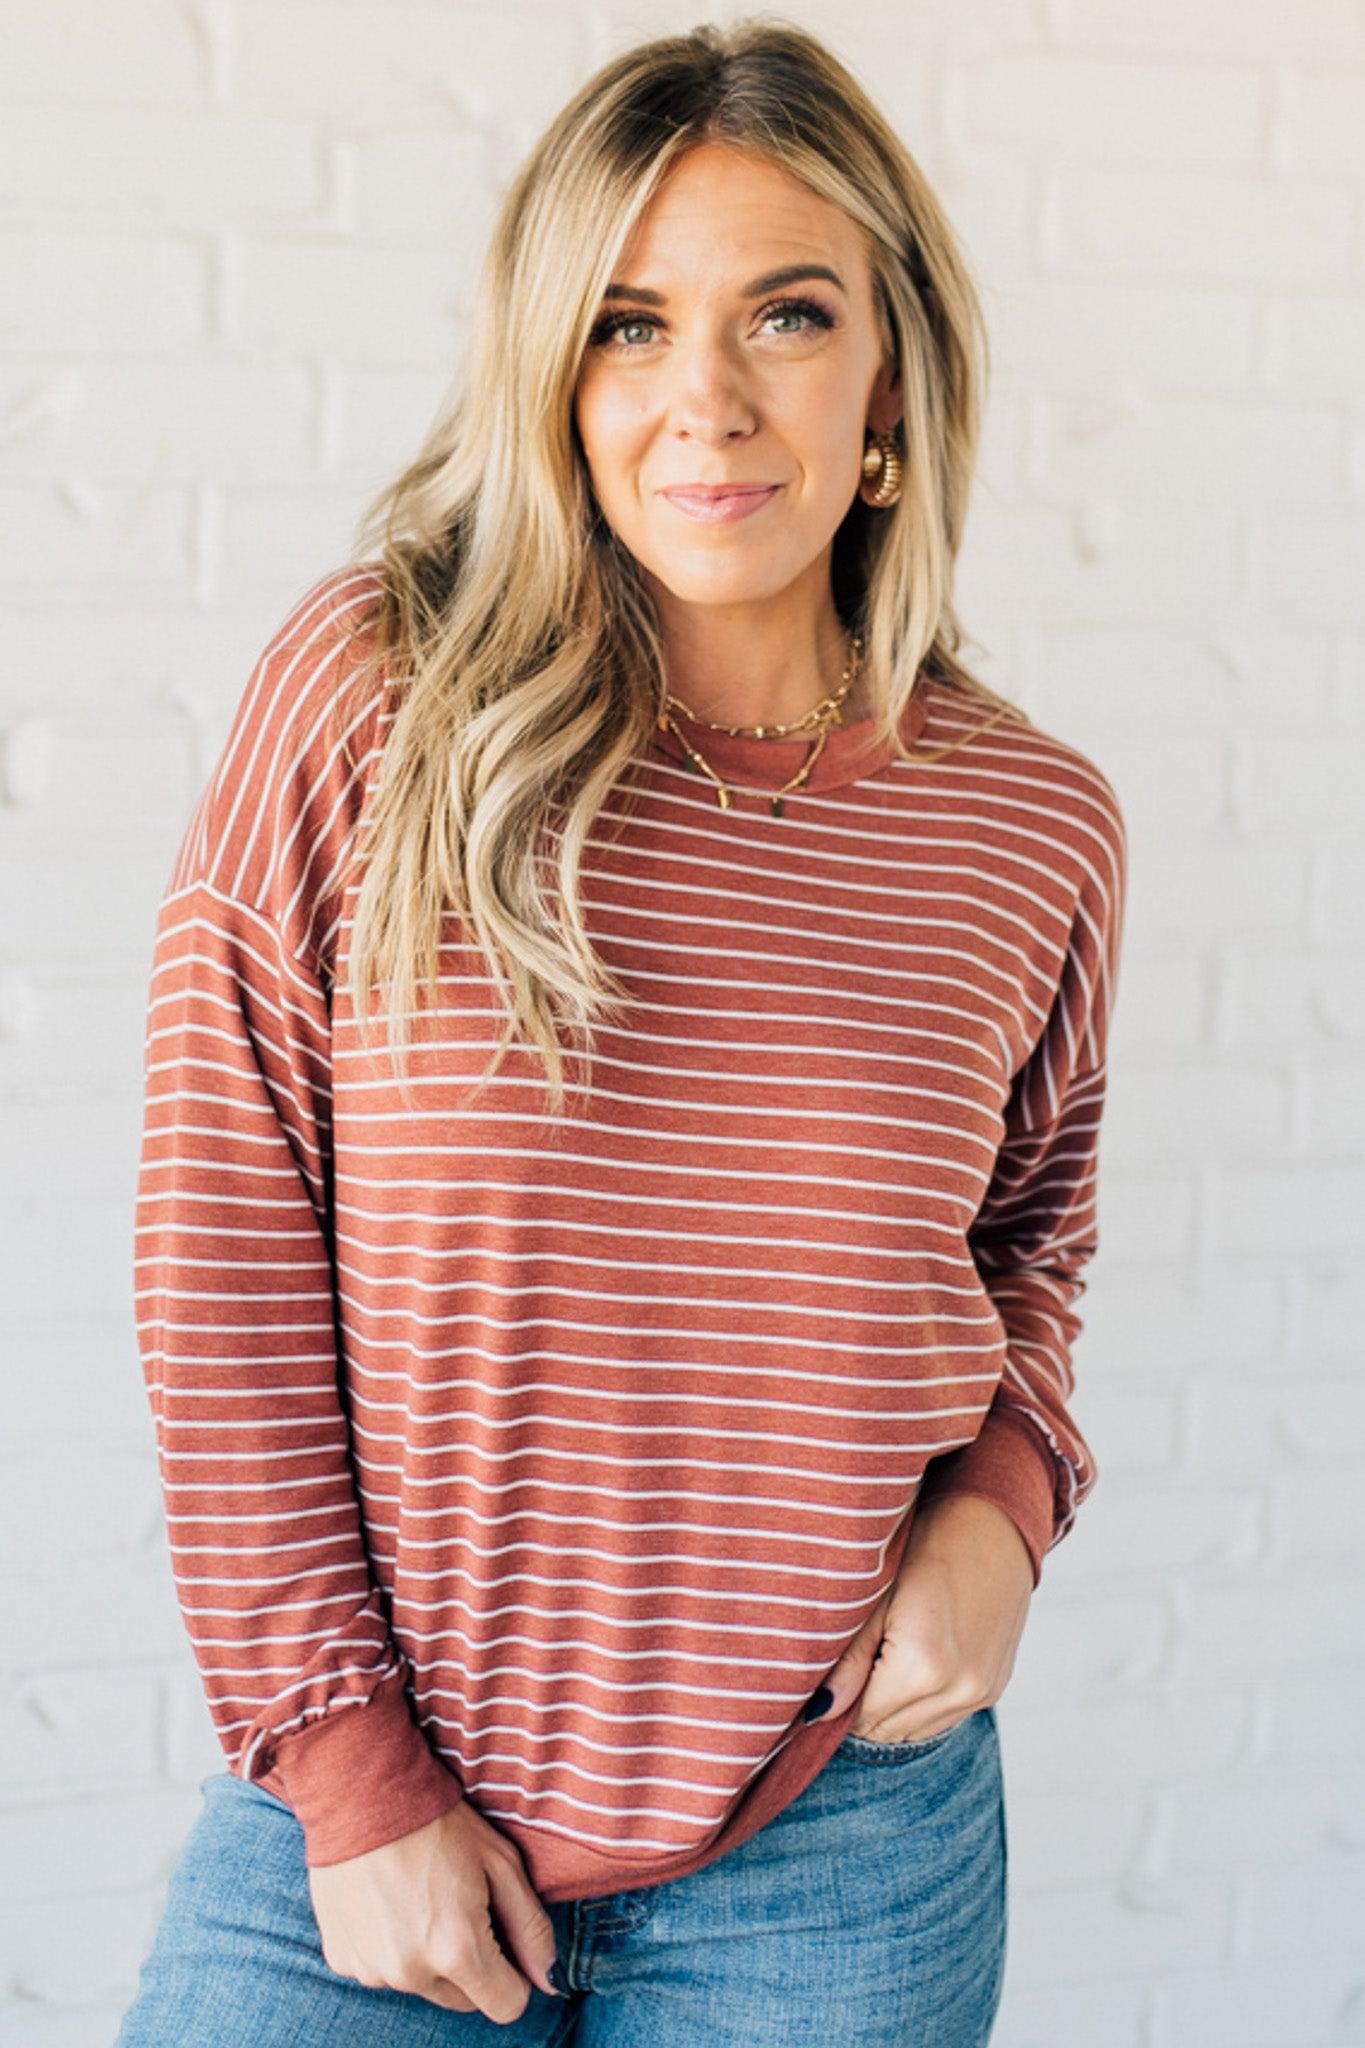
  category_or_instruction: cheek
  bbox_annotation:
[575,389,647,496]
[798,376,864,452]
[769,376,866,484]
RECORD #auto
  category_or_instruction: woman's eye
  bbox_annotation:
[591,315,657,348]
[763,300,823,335]
[587,296,835,351]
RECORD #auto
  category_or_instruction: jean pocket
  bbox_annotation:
[835,1714,970,1763]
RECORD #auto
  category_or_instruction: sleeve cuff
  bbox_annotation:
[916,1409,1058,1589]
[252,1665,467,1867]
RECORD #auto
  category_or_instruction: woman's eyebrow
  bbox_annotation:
[600,262,847,306]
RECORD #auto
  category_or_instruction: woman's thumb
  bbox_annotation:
[805,1584,894,1722]
[483,1855,564,2000]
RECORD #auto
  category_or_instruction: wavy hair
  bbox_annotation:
[330,14,1026,1118]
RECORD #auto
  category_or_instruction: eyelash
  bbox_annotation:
[586,294,837,351]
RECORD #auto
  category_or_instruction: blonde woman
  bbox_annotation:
[117,17,1126,2046]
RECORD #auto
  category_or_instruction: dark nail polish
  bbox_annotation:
[803,1684,834,1722]
[549,1958,570,1996]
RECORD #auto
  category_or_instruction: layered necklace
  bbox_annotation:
[656,627,865,819]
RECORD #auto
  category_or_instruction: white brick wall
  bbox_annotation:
[1,2,1361,2041]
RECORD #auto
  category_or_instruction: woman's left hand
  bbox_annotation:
[822,1494,1036,1742]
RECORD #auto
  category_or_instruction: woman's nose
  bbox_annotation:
[665,359,757,440]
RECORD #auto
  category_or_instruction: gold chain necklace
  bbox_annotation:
[656,629,864,818]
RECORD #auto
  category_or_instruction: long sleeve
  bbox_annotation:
[132,570,466,1866]
[916,791,1128,1587]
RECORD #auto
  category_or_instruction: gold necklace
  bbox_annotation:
[657,630,864,818]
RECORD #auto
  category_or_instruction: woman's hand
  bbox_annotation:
[308,1798,565,2021]
[819,1495,1036,1741]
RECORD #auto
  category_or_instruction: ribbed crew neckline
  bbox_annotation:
[647,679,931,796]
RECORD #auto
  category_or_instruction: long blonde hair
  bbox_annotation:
[330,15,1026,1119]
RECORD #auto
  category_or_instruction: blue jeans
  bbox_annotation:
[115,1705,1007,2046]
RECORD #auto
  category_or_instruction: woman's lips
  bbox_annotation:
[660,485,781,524]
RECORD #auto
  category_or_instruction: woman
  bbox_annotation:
[118,17,1126,2046]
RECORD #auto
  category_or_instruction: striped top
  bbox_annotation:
[133,563,1127,1893]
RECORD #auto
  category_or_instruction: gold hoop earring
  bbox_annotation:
[859,429,903,508]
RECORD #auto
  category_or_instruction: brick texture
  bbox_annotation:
[0,2,1361,2040]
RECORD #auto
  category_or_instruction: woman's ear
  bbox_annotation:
[865,352,903,436]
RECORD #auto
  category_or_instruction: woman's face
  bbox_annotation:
[572,141,901,619]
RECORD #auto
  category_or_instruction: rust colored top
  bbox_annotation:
[133,564,1127,1889]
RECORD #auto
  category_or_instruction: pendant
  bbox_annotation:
[770,795,785,817]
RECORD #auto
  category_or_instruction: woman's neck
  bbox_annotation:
[660,620,863,730]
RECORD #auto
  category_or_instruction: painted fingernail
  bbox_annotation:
[803,1685,834,1722]
[549,1959,570,1996]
